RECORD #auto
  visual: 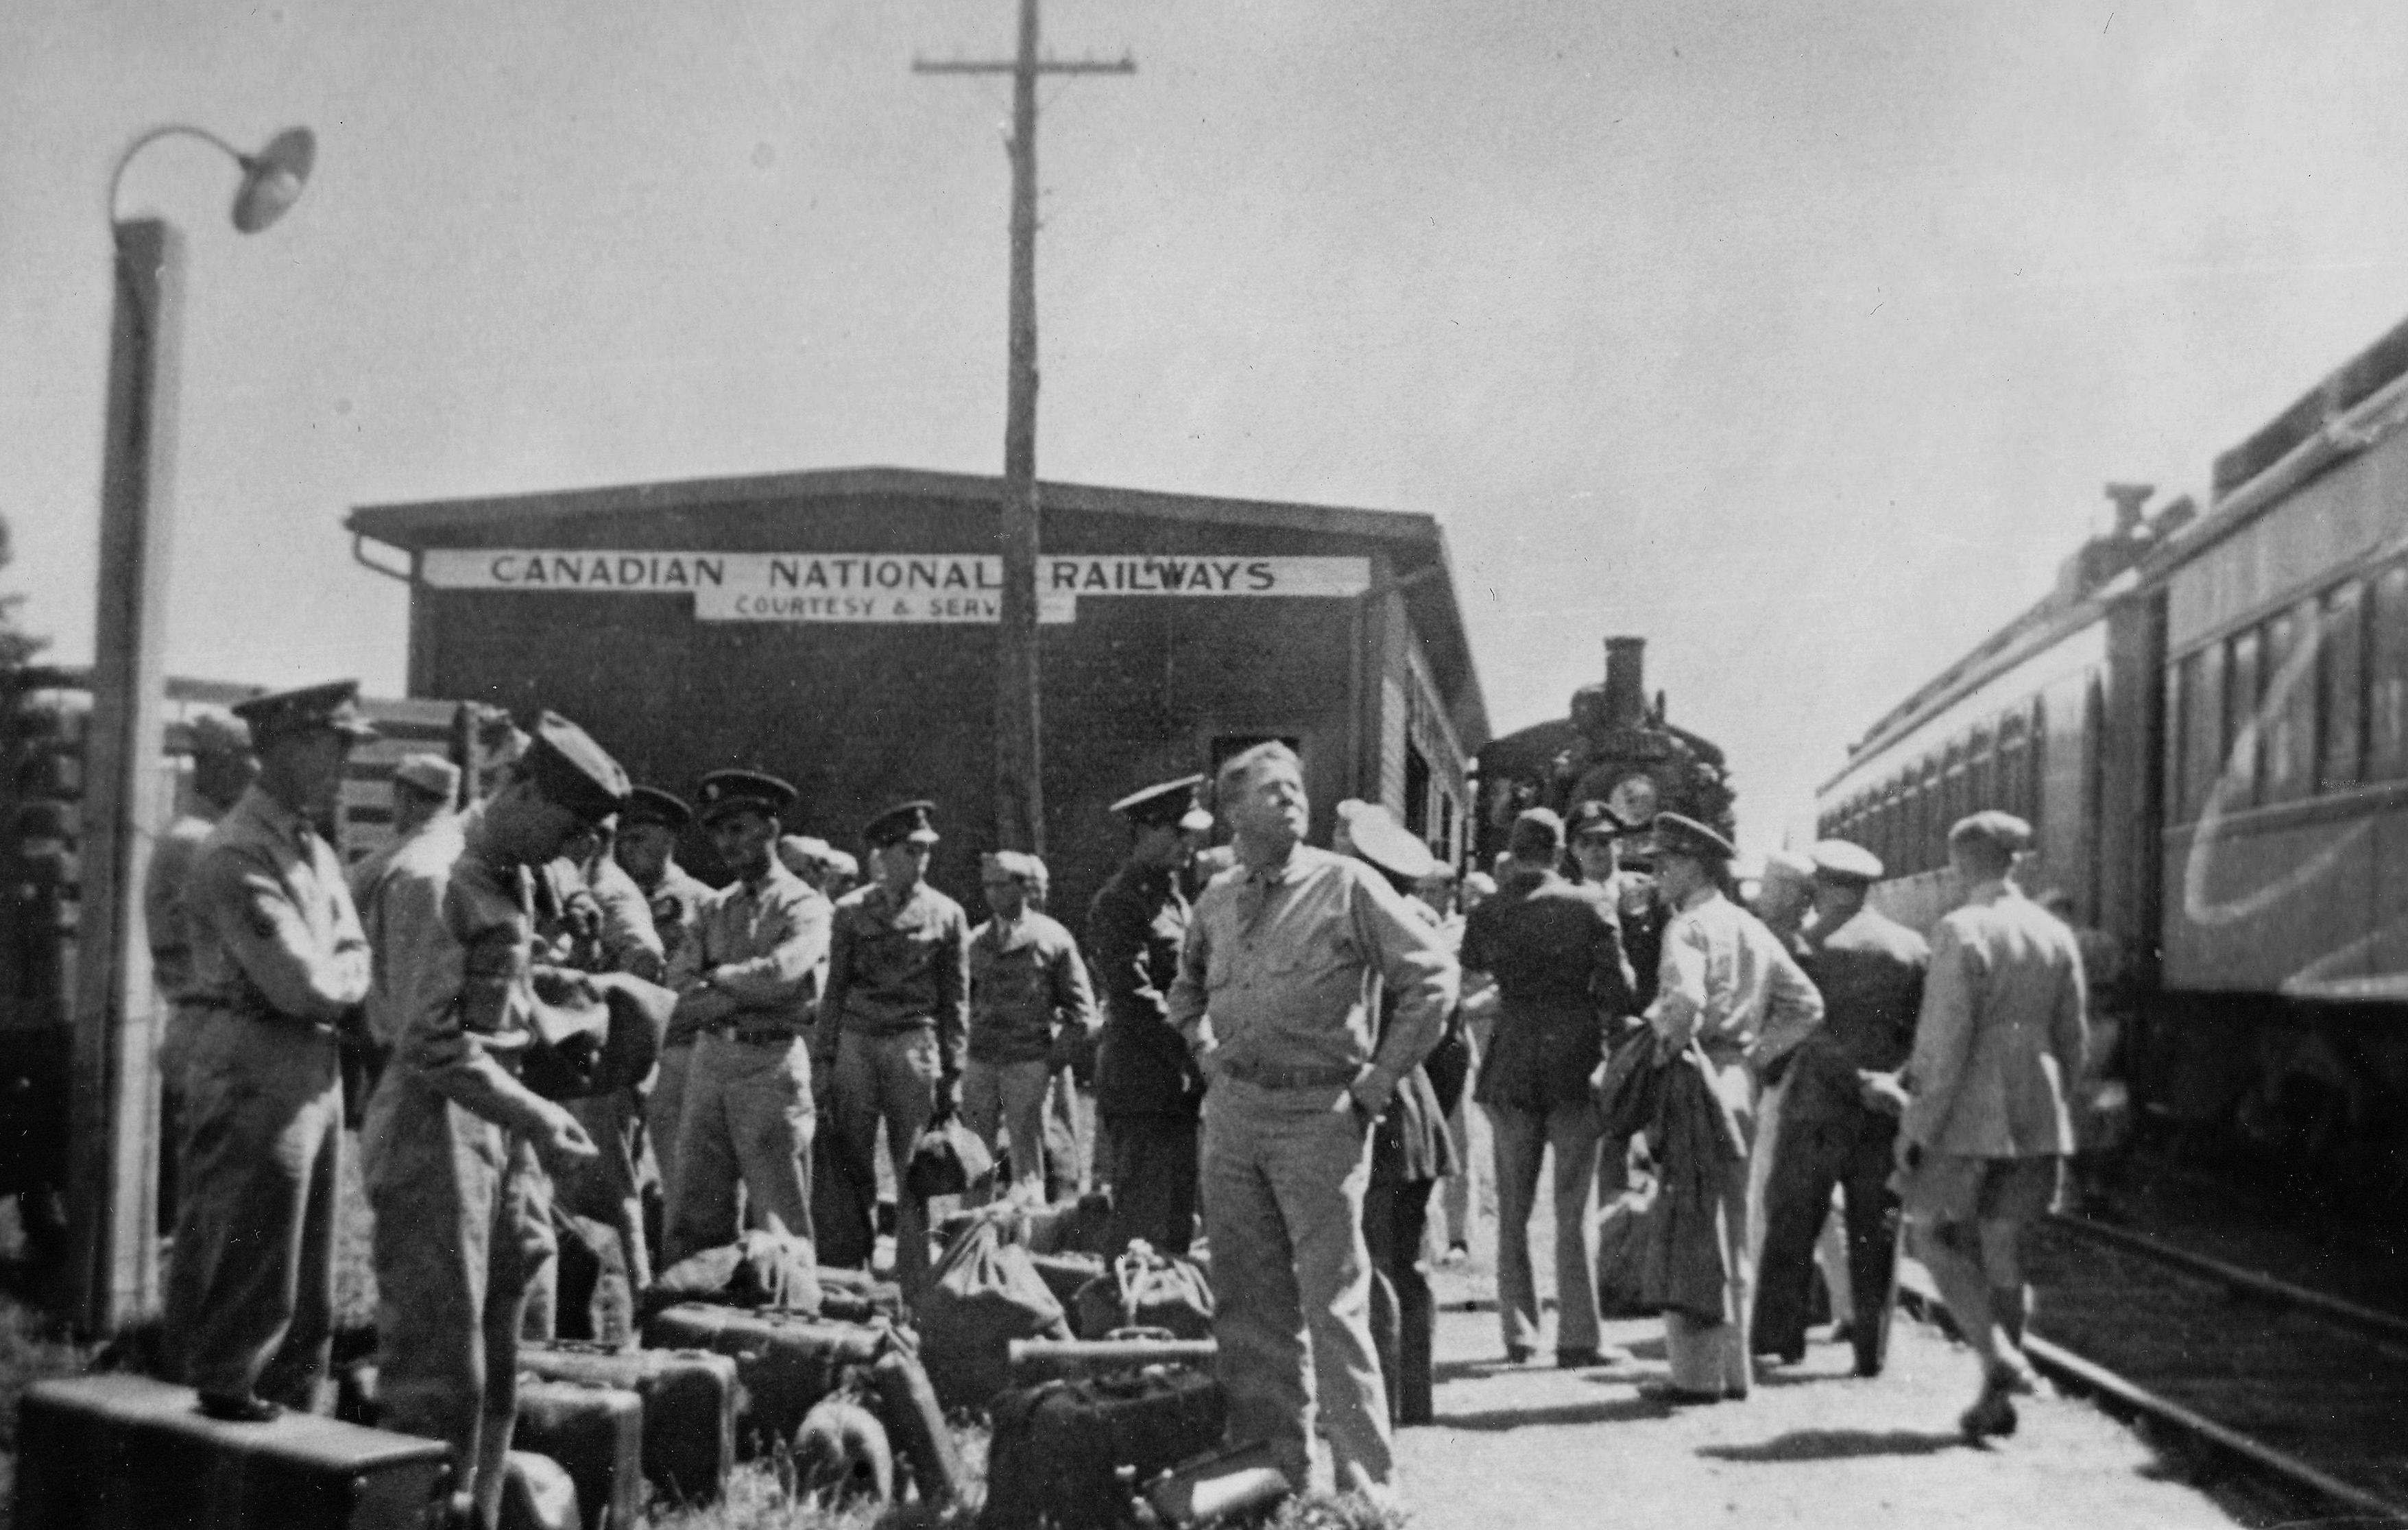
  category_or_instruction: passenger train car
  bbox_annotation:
[1819,314,2408,1180]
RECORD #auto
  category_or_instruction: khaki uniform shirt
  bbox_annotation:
[1645,886,1823,1071]
[967,909,1098,1066]
[669,860,830,1036]
[1166,844,1458,1094]
[186,785,369,1027]
[820,880,972,1077]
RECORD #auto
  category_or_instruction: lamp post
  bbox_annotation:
[68,124,313,1333]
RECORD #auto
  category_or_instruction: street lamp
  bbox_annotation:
[69,123,314,1333]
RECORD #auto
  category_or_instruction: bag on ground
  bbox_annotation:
[917,1213,1073,1409]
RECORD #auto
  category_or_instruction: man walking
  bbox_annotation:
[1087,775,1212,1254]
[963,851,1098,1203]
[660,771,830,1265]
[1167,743,1457,1499]
[1753,839,1927,1375]
[1894,811,2087,1438]
[819,800,970,1301]
[165,683,373,1421]
[361,713,617,1527]
[1460,806,1635,1367]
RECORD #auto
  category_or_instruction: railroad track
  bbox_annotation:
[2021,1212,2408,1524]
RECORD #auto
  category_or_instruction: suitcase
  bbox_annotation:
[14,1373,453,1530]
[981,1367,1226,1530]
[866,1332,965,1507]
[511,1378,645,1530]
[1025,1251,1105,1315]
[500,1450,583,1530]
[1007,1336,1217,1387]
[639,1304,883,1456]
[813,1267,906,1324]
[518,1339,736,1504]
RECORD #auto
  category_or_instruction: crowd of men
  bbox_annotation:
[143,686,2088,1522]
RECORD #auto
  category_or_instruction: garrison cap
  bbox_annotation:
[184,708,252,758]
[1508,806,1566,857]
[522,712,629,825]
[231,680,378,745]
[1567,800,1636,841]
[983,850,1048,886]
[865,800,939,848]
[1111,774,1210,831]
[622,787,693,832]
[1648,811,1737,865]
[392,753,461,804]
[1810,839,1883,885]
[1949,810,2032,857]
[1339,802,1440,883]
[696,769,795,826]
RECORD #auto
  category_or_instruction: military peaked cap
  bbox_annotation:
[1648,811,1737,864]
[1111,774,1211,831]
[231,680,378,744]
[523,712,629,825]
[393,753,461,803]
[1340,802,1440,883]
[697,769,795,826]
[1567,800,1637,841]
[865,800,940,848]
[623,786,693,832]
[1809,839,1883,884]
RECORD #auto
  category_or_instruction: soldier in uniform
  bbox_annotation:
[963,851,1098,1203]
[1167,743,1456,1501]
[1086,775,1213,1254]
[145,708,253,1230]
[660,771,830,1266]
[818,800,970,1302]
[819,849,861,901]
[361,713,618,1527]
[1754,839,1927,1375]
[616,787,709,1197]
[164,683,371,1421]
[1639,813,1823,1402]
[1460,806,1635,1367]
[348,754,463,913]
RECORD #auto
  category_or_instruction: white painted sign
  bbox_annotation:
[418,549,1371,623]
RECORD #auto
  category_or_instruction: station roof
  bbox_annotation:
[348,464,1489,747]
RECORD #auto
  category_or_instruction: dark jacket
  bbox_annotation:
[1641,1045,1748,1323]
[1086,865,1204,1119]
[1461,869,1634,1111]
[1789,907,1928,1122]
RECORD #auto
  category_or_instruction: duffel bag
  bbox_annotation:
[1026,1250,1105,1315]
[1071,1241,1214,1341]
[917,1215,1072,1410]
[983,1366,1226,1530]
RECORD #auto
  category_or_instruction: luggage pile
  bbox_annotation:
[16,1199,1266,1529]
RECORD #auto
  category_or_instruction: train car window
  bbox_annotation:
[2163,659,2189,823]
[1997,710,2027,821]
[2027,696,2047,834]
[1922,755,1945,870]
[2225,628,2263,808]
[1968,722,1994,811]
[1942,739,1966,833]
[2370,563,2408,781]
[2261,608,2313,804]
[2185,643,2224,822]
[2317,582,2365,795]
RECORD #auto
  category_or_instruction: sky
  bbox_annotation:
[8,1,2408,850]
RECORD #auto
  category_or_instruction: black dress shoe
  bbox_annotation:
[1503,1344,1534,1365]
[1556,1345,1635,1369]
[197,1391,283,1423]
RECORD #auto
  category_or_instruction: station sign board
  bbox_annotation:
[417,549,1373,623]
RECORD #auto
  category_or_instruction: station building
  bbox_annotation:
[346,467,1488,913]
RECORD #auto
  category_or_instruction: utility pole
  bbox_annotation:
[916,0,1133,856]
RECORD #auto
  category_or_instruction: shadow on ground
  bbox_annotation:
[1696,1429,1966,1462]
[1427,1396,1675,1431]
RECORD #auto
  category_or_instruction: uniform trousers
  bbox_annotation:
[163,1011,344,1408]
[363,1069,555,1530]
[1044,1067,1092,1199]
[663,1030,815,1267]
[1200,1079,1390,1492]
[1101,1112,1199,1255]
[552,1088,651,1286]
[646,1041,695,1207]
[155,1003,209,1234]
[961,1055,1051,1204]
[1486,1099,1604,1357]
[1753,1099,1898,1374]
[1362,1154,1436,1426]
[1663,1056,1759,1398]
[831,1025,942,1302]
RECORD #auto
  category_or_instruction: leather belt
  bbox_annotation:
[729,1027,799,1046]
[1216,1058,1360,1091]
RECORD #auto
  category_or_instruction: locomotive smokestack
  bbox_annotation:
[1604,636,1647,730]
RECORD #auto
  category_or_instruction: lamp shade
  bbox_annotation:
[231,127,314,233]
